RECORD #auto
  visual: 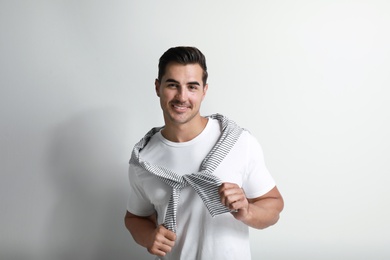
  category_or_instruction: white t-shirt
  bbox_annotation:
[127,118,276,260]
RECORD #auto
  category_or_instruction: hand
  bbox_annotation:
[146,224,176,257]
[219,182,249,221]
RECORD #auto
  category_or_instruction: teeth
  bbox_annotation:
[174,105,187,109]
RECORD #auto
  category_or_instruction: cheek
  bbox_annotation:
[158,94,169,105]
[193,93,205,103]
[161,90,175,101]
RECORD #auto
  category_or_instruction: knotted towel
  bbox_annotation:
[129,114,244,233]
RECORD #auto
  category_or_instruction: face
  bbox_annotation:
[155,62,208,127]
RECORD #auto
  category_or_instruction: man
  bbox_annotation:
[124,46,284,260]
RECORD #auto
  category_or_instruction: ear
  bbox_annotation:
[155,79,160,97]
[202,83,208,100]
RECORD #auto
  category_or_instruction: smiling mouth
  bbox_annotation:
[171,103,190,112]
[173,104,188,111]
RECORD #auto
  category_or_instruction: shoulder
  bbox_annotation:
[237,129,261,148]
[207,117,223,133]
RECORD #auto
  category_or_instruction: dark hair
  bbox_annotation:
[158,46,208,85]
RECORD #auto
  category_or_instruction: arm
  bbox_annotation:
[124,211,176,257]
[219,183,284,229]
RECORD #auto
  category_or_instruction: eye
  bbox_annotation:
[189,85,198,91]
[167,83,178,88]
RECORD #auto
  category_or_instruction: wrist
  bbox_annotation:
[240,203,253,224]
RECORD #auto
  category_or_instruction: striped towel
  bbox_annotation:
[129,114,244,233]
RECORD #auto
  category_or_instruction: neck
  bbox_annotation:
[161,116,208,142]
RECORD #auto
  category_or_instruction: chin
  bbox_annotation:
[168,113,193,125]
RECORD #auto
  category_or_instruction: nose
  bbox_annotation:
[175,87,188,102]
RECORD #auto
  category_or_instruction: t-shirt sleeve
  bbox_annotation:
[242,132,276,199]
[126,164,156,216]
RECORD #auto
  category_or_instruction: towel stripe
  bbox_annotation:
[129,114,243,233]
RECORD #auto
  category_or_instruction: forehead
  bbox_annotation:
[162,62,203,82]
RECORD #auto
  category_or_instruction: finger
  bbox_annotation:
[155,227,176,250]
[219,182,243,195]
[148,246,169,257]
[150,236,175,256]
[220,192,237,206]
[157,243,174,254]
[224,194,245,208]
[220,187,245,203]
[219,182,239,192]
[162,237,175,248]
[164,230,177,242]
[157,225,177,242]
[221,188,243,199]
[228,197,248,210]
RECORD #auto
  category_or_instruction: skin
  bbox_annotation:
[155,62,209,142]
[219,183,283,229]
[124,62,284,257]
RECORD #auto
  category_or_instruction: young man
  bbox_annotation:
[125,46,284,260]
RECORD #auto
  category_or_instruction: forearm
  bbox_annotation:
[125,211,176,257]
[220,184,284,229]
[124,211,157,248]
[240,197,283,229]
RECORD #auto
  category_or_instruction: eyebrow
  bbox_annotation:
[165,79,180,84]
[165,79,201,86]
[188,81,201,86]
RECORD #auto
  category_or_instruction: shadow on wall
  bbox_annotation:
[45,108,153,260]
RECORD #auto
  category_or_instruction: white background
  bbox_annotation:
[1,1,389,259]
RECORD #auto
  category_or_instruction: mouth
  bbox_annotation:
[171,103,190,112]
